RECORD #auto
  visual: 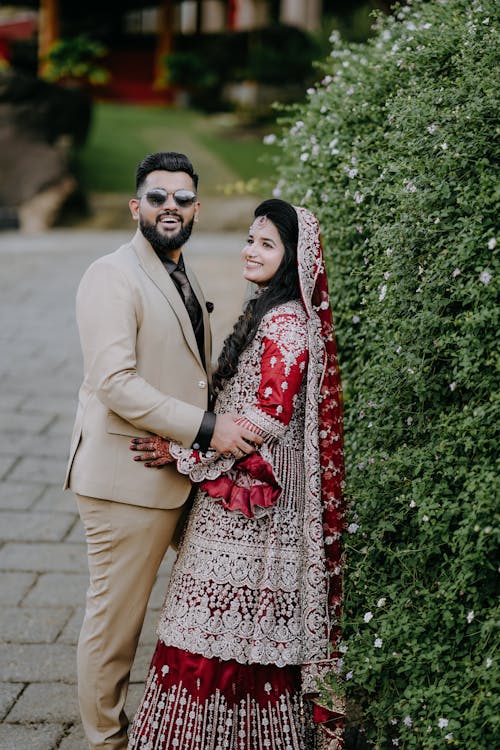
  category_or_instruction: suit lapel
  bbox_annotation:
[131,231,205,370]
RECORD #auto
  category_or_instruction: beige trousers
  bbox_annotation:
[76,494,183,750]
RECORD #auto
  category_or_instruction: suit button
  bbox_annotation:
[198,380,207,388]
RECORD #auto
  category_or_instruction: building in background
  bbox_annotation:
[1,1,374,103]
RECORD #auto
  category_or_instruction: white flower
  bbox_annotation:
[407,368,415,374]
[409,499,416,508]
[438,718,449,729]
[486,657,493,668]
[407,416,413,425]
[347,523,359,534]
[386,247,393,257]
[379,284,387,301]
[445,734,453,741]
[377,597,386,607]
[396,346,402,354]
[392,740,399,747]
[374,637,383,648]
[427,123,436,134]
[467,610,474,623]
[339,643,349,653]
[263,134,277,145]
[390,718,398,725]
[345,670,354,680]
[452,268,461,278]
[300,152,310,162]
[449,382,457,391]
[272,186,282,197]
[364,611,373,623]
[403,716,413,727]
[479,270,492,285]
[384,271,391,280]
[307,87,315,96]
[488,237,496,250]
[354,192,365,204]
[347,168,358,178]
[352,315,360,324]
[422,515,429,522]
[404,181,417,193]
[440,142,448,150]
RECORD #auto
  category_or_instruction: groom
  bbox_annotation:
[64,152,259,749]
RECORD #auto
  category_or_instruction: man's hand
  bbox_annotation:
[210,413,263,457]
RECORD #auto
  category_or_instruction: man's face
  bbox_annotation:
[129,170,200,258]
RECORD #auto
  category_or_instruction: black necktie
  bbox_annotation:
[171,266,205,365]
[171,267,198,325]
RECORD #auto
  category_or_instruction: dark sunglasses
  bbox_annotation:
[141,188,197,209]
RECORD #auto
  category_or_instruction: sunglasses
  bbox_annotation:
[141,188,197,209]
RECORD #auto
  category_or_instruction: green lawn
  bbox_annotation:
[76,102,278,195]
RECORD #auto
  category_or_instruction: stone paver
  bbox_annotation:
[0,606,72,643]
[0,724,65,750]
[0,226,246,748]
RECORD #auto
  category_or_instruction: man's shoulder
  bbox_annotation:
[83,239,138,275]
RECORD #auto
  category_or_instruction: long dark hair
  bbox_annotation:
[212,199,300,395]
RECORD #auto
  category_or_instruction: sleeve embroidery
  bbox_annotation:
[169,307,308,482]
[244,310,308,437]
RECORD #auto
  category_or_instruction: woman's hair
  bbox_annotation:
[212,199,300,394]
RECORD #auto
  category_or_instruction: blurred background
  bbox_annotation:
[0,0,383,233]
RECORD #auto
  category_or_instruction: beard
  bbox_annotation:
[140,214,195,259]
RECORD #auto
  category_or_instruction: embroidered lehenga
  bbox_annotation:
[128,208,345,750]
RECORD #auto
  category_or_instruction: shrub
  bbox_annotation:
[268,1,499,747]
[42,34,110,86]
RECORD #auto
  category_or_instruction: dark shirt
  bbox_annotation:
[161,255,214,452]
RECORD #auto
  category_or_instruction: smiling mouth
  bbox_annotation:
[245,259,262,267]
[158,213,181,227]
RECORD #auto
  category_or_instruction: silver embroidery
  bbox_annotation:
[157,301,330,670]
[128,666,307,750]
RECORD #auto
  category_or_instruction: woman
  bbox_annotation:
[128,199,345,749]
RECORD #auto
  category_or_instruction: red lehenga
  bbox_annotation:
[128,208,345,750]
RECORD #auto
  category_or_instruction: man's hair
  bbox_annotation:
[135,152,199,193]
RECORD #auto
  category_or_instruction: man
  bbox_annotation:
[64,152,259,749]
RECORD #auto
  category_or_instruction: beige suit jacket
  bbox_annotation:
[64,230,212,509]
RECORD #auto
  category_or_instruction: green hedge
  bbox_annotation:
[268,1,498,747]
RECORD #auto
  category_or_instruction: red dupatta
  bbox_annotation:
[295,207,346,747]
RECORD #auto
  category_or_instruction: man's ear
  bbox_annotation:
[129,198,140,221]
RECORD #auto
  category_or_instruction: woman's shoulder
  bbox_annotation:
[259,300,308,346]
[262,299,307,325]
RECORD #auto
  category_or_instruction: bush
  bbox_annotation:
[268,1,499,747]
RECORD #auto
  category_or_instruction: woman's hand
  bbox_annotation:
[129,436,174,468]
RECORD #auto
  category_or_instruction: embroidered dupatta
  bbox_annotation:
[295,207,346,745]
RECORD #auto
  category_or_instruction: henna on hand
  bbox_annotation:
[129,436,174,468]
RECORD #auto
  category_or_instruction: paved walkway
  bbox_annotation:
[0,228,248,750]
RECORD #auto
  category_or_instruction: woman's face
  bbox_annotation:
[242,216,285,287]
